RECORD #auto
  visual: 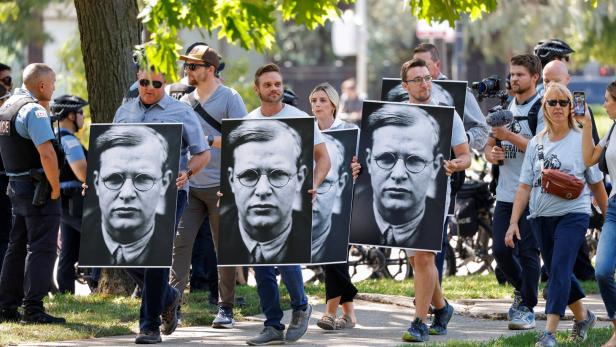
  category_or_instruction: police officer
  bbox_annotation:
[0,63,65,324]
[0,63,12,274]
[50,95,89,294]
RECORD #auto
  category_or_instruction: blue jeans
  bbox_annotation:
[190,218,218,295]
[596,198,616,320]
[492,201,540,310]
[435,216,448,283]
[126,189,187,332]
[532,213,588,316]
[253,265,308,330]
[0,180,61,312]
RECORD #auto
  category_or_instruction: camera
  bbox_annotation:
[471,75,504,101]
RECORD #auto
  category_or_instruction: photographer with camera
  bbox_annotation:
[484,54,543,331]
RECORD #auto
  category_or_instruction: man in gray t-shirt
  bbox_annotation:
[484,54,543,329]
[169,45,247,329]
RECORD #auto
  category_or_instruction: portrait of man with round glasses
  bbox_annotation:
[79,124,182,267]
[218,118,314,265]
[350,101,453,251]
[311,129,358,264]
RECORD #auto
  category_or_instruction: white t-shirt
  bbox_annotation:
[599,123,616,198]
[245,104,323,145]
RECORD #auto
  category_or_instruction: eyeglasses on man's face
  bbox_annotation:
[373,152,429,173]
[405,75,432,84]
[102,172,161,192]
[546,99,570,107]
[139,79,163,89]
[316,179,336,194]
[236,168,297,188]
[183,62,211,71]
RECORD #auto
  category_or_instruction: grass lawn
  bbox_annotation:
[590,104,613,138]
[0,273,600,345]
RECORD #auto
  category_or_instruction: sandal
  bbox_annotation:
[317,313,337,330]
[335,315,356,329]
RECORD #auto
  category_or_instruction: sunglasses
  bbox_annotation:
[139,79,163,89]
[183,62,211,71]
[0,76,11,87]
[546,99,570,107]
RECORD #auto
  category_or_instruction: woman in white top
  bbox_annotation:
[309,82,360,331]
[580,80,616,347]
[507,82,605,347]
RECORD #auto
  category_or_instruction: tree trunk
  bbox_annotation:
[74,0,141,295]
[27,11,44,64]
[74,0,141,123]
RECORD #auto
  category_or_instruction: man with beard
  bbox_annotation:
[242,63,330,345]
[485,54,544,331]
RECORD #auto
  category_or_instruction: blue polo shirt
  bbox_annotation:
[113,93,209,191]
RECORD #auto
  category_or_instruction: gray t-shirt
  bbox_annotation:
[599,124,616,198]
[520,130,603,218]
[180,85,247,188]
[245,104,324,145]
[496,93,545,203]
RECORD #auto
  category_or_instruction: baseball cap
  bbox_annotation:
[179,45,220,69]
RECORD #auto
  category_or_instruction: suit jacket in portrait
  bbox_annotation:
[79,208,174,267]
[349,187,442,251]
[218,207,312,265]
[311,213,350,264]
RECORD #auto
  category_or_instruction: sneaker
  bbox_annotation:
[285,304,312,342]
[429,301,454,335]
[20,311,66,324]
[212,306,235,329]
[246,326,285,346]
[570,309,596,342]
[402,318,429,342]
[508,305,536,330]
[508,289,523,320]
[536,331,557,347]
[161,288,180,335]
[0,308,20,323]
[135,330,162,344]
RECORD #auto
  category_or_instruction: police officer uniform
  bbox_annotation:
[0,87,64,324]
[50,95,90,294]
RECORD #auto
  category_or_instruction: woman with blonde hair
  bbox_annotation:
[580,80,616,347]
[506,82,606,346]
[309,82,360,330]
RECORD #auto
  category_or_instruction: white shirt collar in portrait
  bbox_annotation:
[239,221,292,263]
[102,224,155,264]
[373,202,424,246]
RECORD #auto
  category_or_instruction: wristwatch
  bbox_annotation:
[207,135,214,146]
[187,168,193,179]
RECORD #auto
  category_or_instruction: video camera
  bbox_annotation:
[471,75,509,105]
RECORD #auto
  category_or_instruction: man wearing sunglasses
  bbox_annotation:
[485,54,544,332]
[108,66,211,344]
[169,44,247,329]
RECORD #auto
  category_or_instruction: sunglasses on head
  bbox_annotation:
[183,62,211,71]
[139,79,163,89]
[546,99,570,107]
[0,76,11,86]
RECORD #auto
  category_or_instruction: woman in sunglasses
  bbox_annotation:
[580,80,616,347]
[309,82,360,331]
[507,82,605,347]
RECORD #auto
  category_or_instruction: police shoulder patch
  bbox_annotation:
[34,109,48,119]
[64,137,80,149]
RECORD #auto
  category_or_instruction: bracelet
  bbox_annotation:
[187,168,193,178]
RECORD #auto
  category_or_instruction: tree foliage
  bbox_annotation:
[0,0,55,61]
[406,0,497,26]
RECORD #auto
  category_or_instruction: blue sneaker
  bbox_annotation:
[570,309,596,342]
[212,306,235,329]
[509,305,535,330]
[402,318,429,342]
[536,331,557,347]
[508,289,523,320]
[429,301,454,335]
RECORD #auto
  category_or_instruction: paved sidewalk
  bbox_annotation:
[23,295,611,346]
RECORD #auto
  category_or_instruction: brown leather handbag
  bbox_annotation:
[537,134,585,200]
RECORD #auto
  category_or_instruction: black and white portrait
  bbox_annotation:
[311,129,358,264]
[218,118,314,266]
[381,78,467,118]
[350,101,453,251]
[79,124,182,267]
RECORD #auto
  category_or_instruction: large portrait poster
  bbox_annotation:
[311,128,359,264]
[350,101,454,252]
[79,123,182,268]
[218,118,314,266]
[381,77,467,118]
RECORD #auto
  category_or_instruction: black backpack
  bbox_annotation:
[488,97,542,195]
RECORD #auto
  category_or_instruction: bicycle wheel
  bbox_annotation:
[382,247,412,280]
